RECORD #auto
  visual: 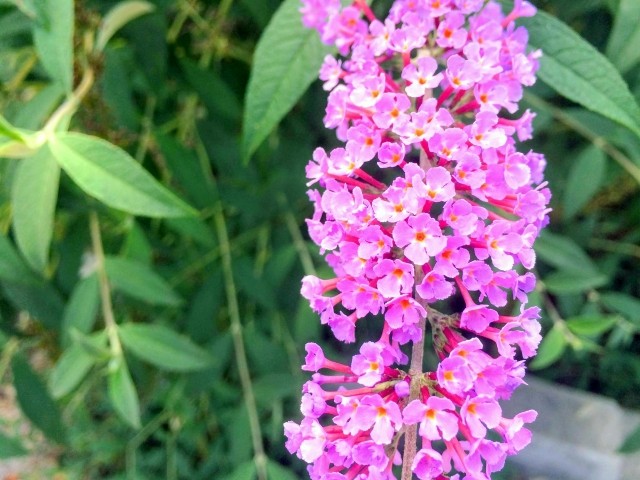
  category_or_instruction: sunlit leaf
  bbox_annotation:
[241,0,331,161]
[32,0,74,92]
[11,145,60,272]
[49,132,196,218]
[520,8,640,137]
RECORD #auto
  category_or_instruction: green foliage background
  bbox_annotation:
[0,0,639,478]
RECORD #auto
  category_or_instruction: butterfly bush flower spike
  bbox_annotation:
[285,1,549,478]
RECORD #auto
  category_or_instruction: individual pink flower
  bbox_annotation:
[393,213,446,265]
[403,396,459,441]
[412,448,445,480]
[460,396,502,438]
[353,395,403,445]
[385,295,426,329]
[373,259,414,298]
[437,355,475,395]
[402,56,443,97]
[418,166,456,202]
[460,304,499,333]
[351,342,387,386]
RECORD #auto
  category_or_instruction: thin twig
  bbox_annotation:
[278,193,316,277]
[212,199,268,480]
[89,212,121,357]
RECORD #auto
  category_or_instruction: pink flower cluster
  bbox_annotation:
[285,1,550,479]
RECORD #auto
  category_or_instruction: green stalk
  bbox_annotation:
[89,212,122,359]
[212,198,268,480]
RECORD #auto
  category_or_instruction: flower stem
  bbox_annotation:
[203,141,267,480]
[401,266,428,480]
[89,212,122,358]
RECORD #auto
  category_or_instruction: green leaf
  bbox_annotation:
[108,357,141,429]
[69,329,110,359]
[11,355,66,443]
[221,461,256,480]
[0,9,32,41]
[563,145,606,219]
[606,0,640,73]
[49,343,96,398]
[543,271,609,295]
[521,9,640,138]
[154,132,216,208]
[96,0,155,51]
[10,83,64,130]
[32,0,74,93]
[565,315,618,336]
[0,431,27,459]
[253,373,300,407]
[179,59,241,123]
[165,216,216,248]
[2,281,65,330]
[105,256,182,306]
[0,235,39,285]
[266,460,298,480]
[241,0,331,162]
[48,132,196,218]
[534,231,599,275]
[529,324,567,370]
[121,221,153,264]
[0,114,28,142]
[118,323,215,371]
[600,292,640,325]
[61,274,100,346]
[619,424,640,453]
[11,145,60,272]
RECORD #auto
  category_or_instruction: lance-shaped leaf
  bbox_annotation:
[105,256,182,306]
[118,323,215,371]
[49,343,96,398]
[49,132,196,218]
[96,0,155,51]
[0,431,27,459]
[61,274,100,346]
[12,355,66,443]
[606,0,640,73]
[0,235,39,285]
[32,0,74,93]
[519,8,640,138]
[11,145,60,272]
[108,357,141,429]
[529,324,567,370]
[241,0,331,162]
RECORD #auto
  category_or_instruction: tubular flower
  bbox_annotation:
[285,1,548,478]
